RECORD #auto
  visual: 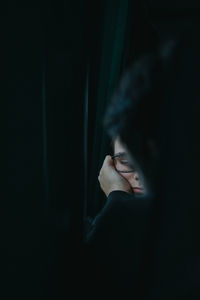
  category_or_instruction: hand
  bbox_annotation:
[98,155,132,197]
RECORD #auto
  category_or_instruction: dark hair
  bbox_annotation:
[104,39,177,166]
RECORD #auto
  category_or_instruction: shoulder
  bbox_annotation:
[102,190,152,220]
[85,191,152,243]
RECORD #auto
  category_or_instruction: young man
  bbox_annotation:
[85,40,177,297]
[98,40,176,201]
[98,136,147,197]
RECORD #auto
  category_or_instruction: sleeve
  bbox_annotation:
[84,190,152,296]
[84,191,134,243]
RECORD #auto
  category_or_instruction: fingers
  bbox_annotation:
[104,155,114,167]
[98,155,114,179]
[98,155,113,182]
[98,154,133,196]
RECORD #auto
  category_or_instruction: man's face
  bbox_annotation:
[113,137,147,195]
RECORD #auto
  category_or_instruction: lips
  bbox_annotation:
[133,187,144,194]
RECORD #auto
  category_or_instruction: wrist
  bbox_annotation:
[107,185,132,197]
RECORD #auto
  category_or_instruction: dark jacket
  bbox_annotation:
[84,190,154,298]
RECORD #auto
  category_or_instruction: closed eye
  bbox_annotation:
[120,160,129,165]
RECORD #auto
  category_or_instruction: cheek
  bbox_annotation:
[121,173,136,188]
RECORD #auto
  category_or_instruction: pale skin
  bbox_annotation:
[98,155,132,197]
[98,138,146,197]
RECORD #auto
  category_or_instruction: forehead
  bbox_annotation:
[114,137,136,166]
[114,137,128,154]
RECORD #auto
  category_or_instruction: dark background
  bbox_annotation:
[4,0,200,299]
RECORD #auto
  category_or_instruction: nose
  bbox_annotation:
[133,172,139,181]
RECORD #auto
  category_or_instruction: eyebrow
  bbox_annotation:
[112,152,126,158]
